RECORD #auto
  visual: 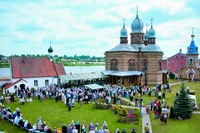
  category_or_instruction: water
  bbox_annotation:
[0,66,105,78]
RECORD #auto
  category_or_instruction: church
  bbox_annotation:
[102,11,165,86]
[178,30,200,80]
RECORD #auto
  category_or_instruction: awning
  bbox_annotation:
[162,70,168,74]
[101,70,144,77]
[59,72,108,82]
[84,84,104,90]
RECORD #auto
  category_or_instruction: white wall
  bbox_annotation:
[12,77,58,89]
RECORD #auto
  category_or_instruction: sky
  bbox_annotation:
[0,0,200,58]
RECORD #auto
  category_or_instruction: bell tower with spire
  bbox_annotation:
[48,41,54,61]
[186,28,199,66]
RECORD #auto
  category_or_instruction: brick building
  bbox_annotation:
[162,49,187,74]
[102,12,166,86]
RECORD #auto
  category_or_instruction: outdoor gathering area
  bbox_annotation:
[0,79,200,133]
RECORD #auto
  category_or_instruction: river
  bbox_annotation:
[0,66,105,78]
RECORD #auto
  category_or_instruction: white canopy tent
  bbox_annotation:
[84,84,104,90]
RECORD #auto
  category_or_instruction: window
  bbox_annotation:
[110,59,118,71]
[170,62,172,67]
[181,62,183,67]
[128,61,135,71]
[45,80,49,86]
[34,80,38,87]
[190,48,193,52]
[144,62,147,70]
[159,61,162,70]
[176,56,178,59]
[189,59,193,65]
[175,62,178,67]
[181,56,183,59]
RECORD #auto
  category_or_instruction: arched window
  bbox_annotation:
[128,62,132,71]
[110,59,119,71]
[144,62,147,70]
[128,60,136,71]
[158,60,162,70]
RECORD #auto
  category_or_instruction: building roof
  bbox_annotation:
[4,79,27,89]
[11,56,65,78]
[54,63,66,75]
[102,70,144,77]
[143,44,162,52]
[108,43,137,52]
[59,72,108,82]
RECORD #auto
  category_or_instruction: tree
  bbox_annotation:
[169,71,175,79]
[173,82,193,119]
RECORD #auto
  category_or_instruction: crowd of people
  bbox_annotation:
[0,104,137,133]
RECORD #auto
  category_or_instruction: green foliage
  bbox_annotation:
[114,104,119,114]
[120,107,128,116]
[93,102,111,109]
[169,72,175,79]
[173,82,193,119]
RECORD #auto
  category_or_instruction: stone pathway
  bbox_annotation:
[120,97,153,133]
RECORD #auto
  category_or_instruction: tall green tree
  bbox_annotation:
[173,82,193,119]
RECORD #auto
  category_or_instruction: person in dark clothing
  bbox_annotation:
[131,129,136,133]
[62,124,67,133]
[47,127,53,133]
[75,121,81,133]
[27,122,32,129]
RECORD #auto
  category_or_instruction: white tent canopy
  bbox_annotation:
[84,84,104,90]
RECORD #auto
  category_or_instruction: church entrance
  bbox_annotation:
[189,73,194,80]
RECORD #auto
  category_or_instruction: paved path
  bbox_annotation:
[120,97,153,133]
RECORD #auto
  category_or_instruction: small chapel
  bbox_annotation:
[102,11,166,86]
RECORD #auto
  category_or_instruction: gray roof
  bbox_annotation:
[131,44,145,51]
[59,72,108,82]
[143,44,162,52]
[108,43,137,52]
[102,70,144,77]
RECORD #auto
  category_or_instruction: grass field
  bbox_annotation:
[1,98,141,133]
[144,81,200,133]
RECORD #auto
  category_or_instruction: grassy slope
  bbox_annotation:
[1,98,141,133]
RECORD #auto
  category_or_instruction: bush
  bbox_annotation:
[93,102,111,109]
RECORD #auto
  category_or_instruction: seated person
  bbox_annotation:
[18,119,25,127]
[27,121,32,129]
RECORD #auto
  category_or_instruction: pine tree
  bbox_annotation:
[173,82,193,119]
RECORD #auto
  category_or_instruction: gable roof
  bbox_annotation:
[11,56,65,78]
[4,79,28,89]
[54,63,66,75]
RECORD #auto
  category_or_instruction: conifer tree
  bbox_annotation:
[173,82,193,119]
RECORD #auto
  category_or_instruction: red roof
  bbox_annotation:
[4,79,28,89]
[54,63,66,75]
[11,57,65,78]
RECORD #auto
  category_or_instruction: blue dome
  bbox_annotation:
[148,24,156,38]
[120,25,128,37]
[187,34,198,54]
[131,14,144,33]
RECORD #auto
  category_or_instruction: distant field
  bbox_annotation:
[62,61,105,66]
[0,63,10,68]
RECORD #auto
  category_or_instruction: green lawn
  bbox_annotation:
[1,98,141,133]
[145,81,200,133]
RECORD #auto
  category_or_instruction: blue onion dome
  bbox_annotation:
[131,14,144,33]
[48,46,53,53]
[120,22,128,37]
[148,23,156,38]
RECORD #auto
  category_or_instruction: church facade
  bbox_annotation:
[103,12,164,86]
[178,31,200,80]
